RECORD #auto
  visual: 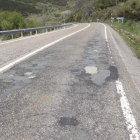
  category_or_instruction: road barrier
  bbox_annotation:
[0,23,73,42]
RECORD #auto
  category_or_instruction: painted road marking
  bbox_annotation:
[116,80,140,140]
[0,24,90,73]
[0,24,78,46]
[101,23,140,140]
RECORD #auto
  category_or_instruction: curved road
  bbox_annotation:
[0,23,140,140]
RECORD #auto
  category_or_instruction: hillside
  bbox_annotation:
[0,0,75,26]
[0,0,41,16]
[67,0,140,22]
[0,0,71,16]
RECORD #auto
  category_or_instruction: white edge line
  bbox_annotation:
[116,80,140,140]
[101,23,140,140]
[0,24,90,73]
[0,24,78,46]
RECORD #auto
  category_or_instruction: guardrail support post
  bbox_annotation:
[42,29,44,33]
[21,32,23,37]
[0,35,2,42]
[46,29,48,32]
[36,30,38,35]
[50,28,52,32]
[11,34,13,40]
[30,31,32,36]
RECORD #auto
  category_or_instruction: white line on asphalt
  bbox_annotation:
[0,24,90,73]
[101,23,108,43]
[101,23,140,140]
[116,80,140,140]
[0,24,78,46]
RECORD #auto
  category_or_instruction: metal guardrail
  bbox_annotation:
[0,23,73,41]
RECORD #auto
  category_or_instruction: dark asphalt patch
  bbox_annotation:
[59,117,79,127]
[106,66,119,81]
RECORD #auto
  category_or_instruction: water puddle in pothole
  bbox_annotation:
[84,66,98,74]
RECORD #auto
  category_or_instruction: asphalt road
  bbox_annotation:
[0,23,140,140]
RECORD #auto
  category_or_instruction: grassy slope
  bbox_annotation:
[105,20,140,59]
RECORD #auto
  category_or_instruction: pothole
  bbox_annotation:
[59,117,79,127]
[84,66,98,74]
[106,66,119,81]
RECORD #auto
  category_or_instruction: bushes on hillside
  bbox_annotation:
[70,0,140,22]
[123,0,140,20]
[0,11,38,31]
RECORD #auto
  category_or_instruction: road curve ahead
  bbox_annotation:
[0,23,140,140]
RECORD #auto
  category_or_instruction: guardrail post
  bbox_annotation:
[11,34,13,40]
[0,35,2,42]
[42,29,44,33]
[30,31,32,36]
[21,32,23,37]
[46,29,48,32]
[36,30,38,35]
[50,28,52,32]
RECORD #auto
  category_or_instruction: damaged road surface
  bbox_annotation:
[0,23,140,140]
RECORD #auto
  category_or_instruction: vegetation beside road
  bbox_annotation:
[0,10,40,40]
[106,20,140,59]
[0,0,73,26]
[0,11,39,31]
[66,0,140,22]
